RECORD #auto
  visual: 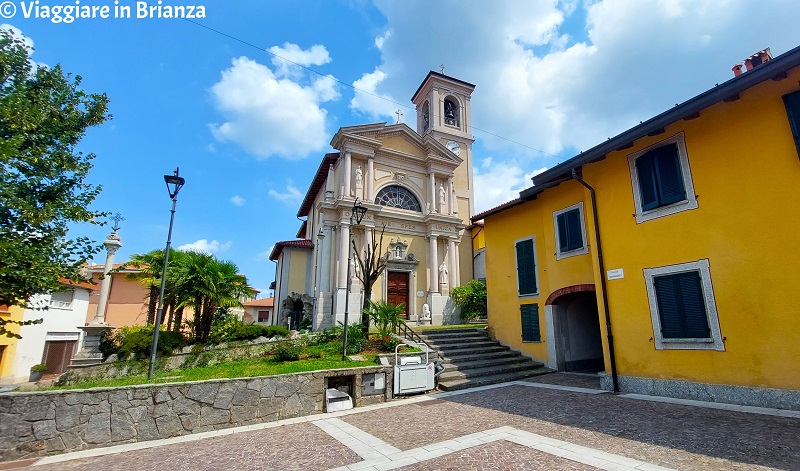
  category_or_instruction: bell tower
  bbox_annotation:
[411,71,476,218]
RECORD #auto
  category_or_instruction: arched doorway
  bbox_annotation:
[545,285,605,373]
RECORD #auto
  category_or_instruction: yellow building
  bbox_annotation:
[476,47,800,409]
[0,304,23,382]
[270,71,477,330]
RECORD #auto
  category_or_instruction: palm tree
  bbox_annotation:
[123,249,172,325]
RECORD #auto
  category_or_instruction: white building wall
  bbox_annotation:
[10,288,89,383]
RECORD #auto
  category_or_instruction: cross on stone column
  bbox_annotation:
[110,212,125,231]
[395,109,403,124]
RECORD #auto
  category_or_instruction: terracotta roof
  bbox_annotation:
[472,199,524,222]
[297,153,339,218]
[472,176,572,221]
[85,262,144,273]
[269,239,314,261]
[58,278,96,291]
[411,70,476,103]
[466,221,484,230]
[243,298,274,308]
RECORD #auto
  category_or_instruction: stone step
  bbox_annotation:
[421,335,490,346]
[437,367,554,391]
[439,360,544,381]
[444,355,533,372]
[418,328,486,336]
[440,350,522,364]
[435,343,510,357]
[430,339,505,351]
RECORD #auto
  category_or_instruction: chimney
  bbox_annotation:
[744,48,772,71]
[732,64,743,77]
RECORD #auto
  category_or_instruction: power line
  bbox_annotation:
[183,18,557,158]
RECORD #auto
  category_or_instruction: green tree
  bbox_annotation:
[0,29,110,336]
[450,280,487,321]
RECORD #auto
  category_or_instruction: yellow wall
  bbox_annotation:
[581,68,800,390]
[288,249,309,294]
[0,305,23,380]
[484,66,800,391]
[484,180,595,362]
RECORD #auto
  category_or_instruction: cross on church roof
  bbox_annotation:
[395,109,403,124]
[439,63,445,74]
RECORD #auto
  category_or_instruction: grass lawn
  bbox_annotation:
[46,339,382,391]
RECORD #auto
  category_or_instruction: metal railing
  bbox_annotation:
[394,319,444,362]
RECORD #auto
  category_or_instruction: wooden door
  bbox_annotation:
[42,340,77,375]
[386,271,410,317]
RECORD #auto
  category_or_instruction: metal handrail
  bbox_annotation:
[394,319,444,362]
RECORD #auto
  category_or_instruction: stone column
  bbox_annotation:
[447,176,455,215]
[337,221,350,289]
[325,164,335,200]
[344,152,352,198]
[454,240,462,287]
[317,225,330,293]
[366,157,374,202]
[428,172,435,214]
[93,231,122,325]
[447,238,457,289]
[428,235,439,293]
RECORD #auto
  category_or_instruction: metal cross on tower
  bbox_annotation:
[395,109,403,123]
[110,213,125,232]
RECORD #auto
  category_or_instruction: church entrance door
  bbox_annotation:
[386,271,410,318]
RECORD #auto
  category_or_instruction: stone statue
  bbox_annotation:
[439,261,448,286]
[355,165,363,188]
[438,183,446,212]
[422,304,431,320]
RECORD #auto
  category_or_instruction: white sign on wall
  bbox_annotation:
[607,268,624,280]
[417,291,425,298]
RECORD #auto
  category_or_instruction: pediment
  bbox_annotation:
[331,122,462,167]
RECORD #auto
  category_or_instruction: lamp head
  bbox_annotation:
[352,199,367,225]
[164,167,185,199]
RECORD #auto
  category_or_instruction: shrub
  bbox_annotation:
[343,323,366,355]
[209,321,290,344]
[30,363,48,373]
[450,280,487,321]
[112,325,187,359]
[273,342,300,362]
[378,335,401,352]
[364,301,404,337]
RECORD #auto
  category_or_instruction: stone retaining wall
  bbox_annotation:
[0,366,392,462]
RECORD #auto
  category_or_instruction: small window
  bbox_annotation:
[628,133,697,223]
[49,290,74,309]
[515,237,538,297]
[553,203,588,259]
[782,90,800,158]
[257,310,270,323]
[521,303,540,342]
[644,259,724,351]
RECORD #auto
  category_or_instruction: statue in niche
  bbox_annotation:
[438,183,446,213]
[439,261,448,287]
[354,165,363,197]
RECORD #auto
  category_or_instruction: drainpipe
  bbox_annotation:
[571,168,619,393]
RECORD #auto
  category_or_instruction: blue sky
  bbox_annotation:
[4,0,800,296]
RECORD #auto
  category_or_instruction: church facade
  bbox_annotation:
[269,71,477,330]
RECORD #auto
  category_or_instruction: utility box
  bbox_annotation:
[393,345,435,396]
[362,372,386,396]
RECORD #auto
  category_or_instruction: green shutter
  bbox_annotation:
[521,303,540,342]
[557,214,569,253]
[636,152,659,211]
[783,90,800,159]
[654,271,710,339]
[654,144,686,206]
[515,239,537,295]
[565,209,583,251]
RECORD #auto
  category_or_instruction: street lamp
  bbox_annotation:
[342,198,368,360]
[148,168,186,380]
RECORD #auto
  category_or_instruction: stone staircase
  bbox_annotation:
[417,327,553,391]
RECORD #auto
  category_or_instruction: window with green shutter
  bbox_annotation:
[521,303,540,342]
[635,143,687,211]
[556,208,583,253]
[515,238,537,296]
[653,271,710,339]
[783,90,800,159]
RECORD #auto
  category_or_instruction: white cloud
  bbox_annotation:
[268,43,331,78]
[178,239,232,253]
[349,67,400,120]
[375,30,392,50]
[230,195,245,206]
[365,0,800,162]
[255,245,275,262]
[268,182,303,205]
[473,161,548,215]
[209,52,340,160]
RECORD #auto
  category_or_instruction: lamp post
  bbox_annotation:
[148,168,185,380]
[342,198,368,360]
